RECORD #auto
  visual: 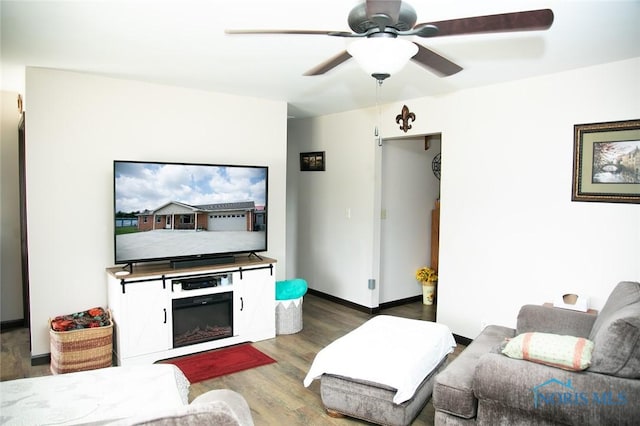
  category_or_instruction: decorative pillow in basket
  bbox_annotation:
[49,307,113,374]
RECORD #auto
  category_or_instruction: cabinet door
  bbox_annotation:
[120,280,171,358]
[236,267,275,340]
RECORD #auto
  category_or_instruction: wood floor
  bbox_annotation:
[0,294,462,426]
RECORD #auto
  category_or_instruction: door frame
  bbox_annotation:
[19,112,30,328]
[373,132,442,305]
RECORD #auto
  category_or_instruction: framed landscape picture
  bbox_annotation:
[300,151,325,171]
[572,119,640,204]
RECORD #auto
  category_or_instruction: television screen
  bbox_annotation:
[114,160,268,265]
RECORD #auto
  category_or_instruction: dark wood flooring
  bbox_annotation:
[1,294,462,425]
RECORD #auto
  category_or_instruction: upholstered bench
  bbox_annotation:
[304,315,456,426]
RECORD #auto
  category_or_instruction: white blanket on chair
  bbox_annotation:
[0,364,189,425]
[303,315,456,404]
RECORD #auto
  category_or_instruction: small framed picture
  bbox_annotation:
[300,151,325,172]
[572,119,640,204]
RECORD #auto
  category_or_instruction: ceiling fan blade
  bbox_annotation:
[412,43,463,77]
[303,50,352,76]
[416,9,554,37]
[225,29,341,36]
[366,0,402,24]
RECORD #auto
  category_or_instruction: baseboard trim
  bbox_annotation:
[0,319,26,332]
[31,353,51,366]
[453,334,473,346]
[306,289,379,314]
[306,290,425,315]
[379,295,422,310]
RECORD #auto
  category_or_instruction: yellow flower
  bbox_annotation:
[415,267,438,283]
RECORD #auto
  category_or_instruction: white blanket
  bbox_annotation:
[303,315,456,404]
[0,364,189,425]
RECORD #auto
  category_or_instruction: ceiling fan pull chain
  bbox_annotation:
[375,79,383,147]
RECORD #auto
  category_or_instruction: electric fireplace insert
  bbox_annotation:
[172,291,233,348]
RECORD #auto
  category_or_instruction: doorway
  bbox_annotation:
[379,135,441,304]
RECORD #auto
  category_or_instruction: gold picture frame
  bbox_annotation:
[572,119,640,204]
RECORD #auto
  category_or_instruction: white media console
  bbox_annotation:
[106,256,276,365]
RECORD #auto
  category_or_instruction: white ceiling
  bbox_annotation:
[2,0,639,118]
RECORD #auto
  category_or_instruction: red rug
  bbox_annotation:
[160,343,276,383]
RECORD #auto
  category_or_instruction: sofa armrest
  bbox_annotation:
[473,353,639,425]
[516,304,596,338]
[433,325,515,420]
[192,390,254,426]
[112,390,254,426]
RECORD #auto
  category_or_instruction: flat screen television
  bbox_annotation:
[114,160,268,266]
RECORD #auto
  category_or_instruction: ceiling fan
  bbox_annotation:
[226,0,554,81]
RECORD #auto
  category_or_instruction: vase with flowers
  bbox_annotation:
[416,267,438,305]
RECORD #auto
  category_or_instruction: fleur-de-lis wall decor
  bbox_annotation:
[395,105,416,133]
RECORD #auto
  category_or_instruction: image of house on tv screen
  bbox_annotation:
[114,161,267,263]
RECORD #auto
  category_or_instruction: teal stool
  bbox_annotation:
[275,279,308,335]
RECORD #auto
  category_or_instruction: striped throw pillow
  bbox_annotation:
[502,332,594,371]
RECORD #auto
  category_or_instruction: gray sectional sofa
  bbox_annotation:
[433,281,640,425]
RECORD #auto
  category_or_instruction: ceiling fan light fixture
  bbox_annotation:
[347,37,418,79]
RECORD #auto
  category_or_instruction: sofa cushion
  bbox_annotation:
[474,353,640,426]
[590,281,640,337]
[588,281,640,378]
[432,325,515,419]
[588,305,640,378]
[589,281,640,339]
[502,332,594,371]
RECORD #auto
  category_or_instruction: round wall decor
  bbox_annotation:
[432,153,441,180]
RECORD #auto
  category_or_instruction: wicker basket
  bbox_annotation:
[275,297,303,335]
[49,315,113,374]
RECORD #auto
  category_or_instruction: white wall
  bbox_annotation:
[289,57,640,338]
[1,90,23,322]
[26,68,287,356]
[431,58,640,338]
[288,110,379,306]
